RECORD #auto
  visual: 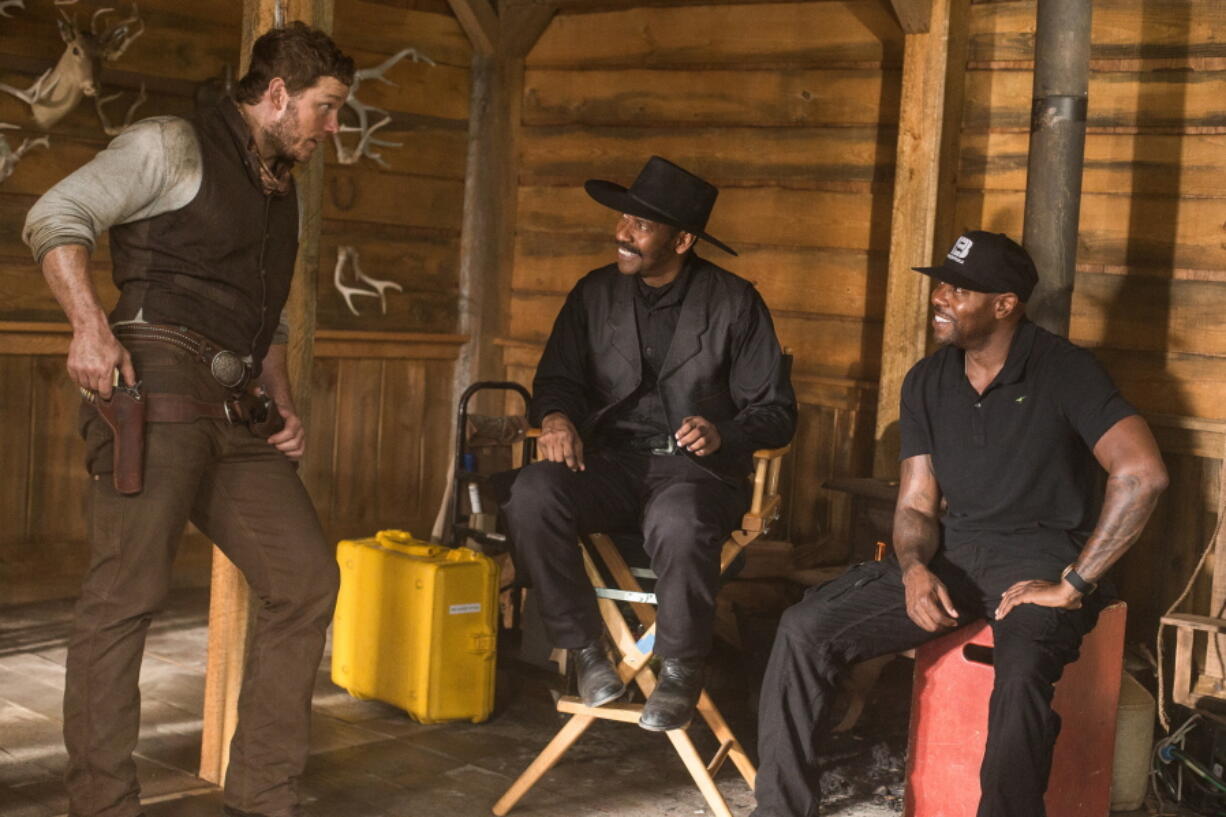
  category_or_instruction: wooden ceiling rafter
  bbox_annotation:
[446,0,499,56]
[447,0,559,57]
[887,0,933,33]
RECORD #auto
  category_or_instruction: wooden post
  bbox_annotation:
[200,0,331,786]
[871,0,969,480]
[452,1,556,412]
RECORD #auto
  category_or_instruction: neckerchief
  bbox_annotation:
[220,97,294,197]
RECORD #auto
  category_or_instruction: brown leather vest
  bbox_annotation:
[108,99,298,369]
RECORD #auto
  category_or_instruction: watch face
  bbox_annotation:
[1062,565,1094,594]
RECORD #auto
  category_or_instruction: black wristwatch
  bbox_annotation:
[1061,564,1097,595]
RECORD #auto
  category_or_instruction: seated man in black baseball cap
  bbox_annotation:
[750,231,1168,817]
[501,156,796,731]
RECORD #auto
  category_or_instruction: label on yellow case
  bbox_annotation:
[449,603,481,615]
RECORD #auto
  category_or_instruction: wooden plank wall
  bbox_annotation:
[505,0,902,549]
[321,0,469,335]
[315,0,470,543]
[959,0,1226,642]
[0,0,469,605]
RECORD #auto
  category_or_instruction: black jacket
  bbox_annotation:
[532,254,797,481]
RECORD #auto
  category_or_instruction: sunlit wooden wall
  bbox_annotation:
[0,0,468,604]
[308,0,469,543]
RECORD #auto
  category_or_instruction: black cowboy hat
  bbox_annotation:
[584,156,737,256]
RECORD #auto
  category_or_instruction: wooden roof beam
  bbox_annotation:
[448,0,499,56]
[503,2,559,57]
[887,0,933,33]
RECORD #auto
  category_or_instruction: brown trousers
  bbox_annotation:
[64,341,337,817]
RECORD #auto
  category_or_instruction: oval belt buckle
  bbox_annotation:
[210,349,247,389]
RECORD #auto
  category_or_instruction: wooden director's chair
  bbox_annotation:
[493,444,791,817]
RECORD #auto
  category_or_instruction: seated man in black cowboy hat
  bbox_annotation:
[502,156,797,730]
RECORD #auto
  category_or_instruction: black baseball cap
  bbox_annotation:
[912,231,1038,302]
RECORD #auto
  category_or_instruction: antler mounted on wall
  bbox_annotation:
[0,0,25,18]
[333,245,403,317]
[333,47,435,168]
[0,2,146,135]
[0,123,49,184]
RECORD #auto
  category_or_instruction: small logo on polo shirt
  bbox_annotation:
[948,236,973,264]
[1015,395,1027,403]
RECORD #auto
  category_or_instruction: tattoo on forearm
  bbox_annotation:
[1078,472,1162,581]
[892,455,942,570]
[894,509,939,569]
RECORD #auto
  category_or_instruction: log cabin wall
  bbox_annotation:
[958,0,1225,642]
[309,0,469,545]
[0,0,469,605]
[502,0,904,551]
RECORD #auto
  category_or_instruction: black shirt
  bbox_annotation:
[600,261,693,444]
[899,319,1136,557]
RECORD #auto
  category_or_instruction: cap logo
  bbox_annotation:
[948,236,973,264]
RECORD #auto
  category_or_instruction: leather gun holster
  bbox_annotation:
[85,385,146,495]
[228,388,286,439]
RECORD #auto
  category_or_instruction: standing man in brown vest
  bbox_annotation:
[23,24,354,817]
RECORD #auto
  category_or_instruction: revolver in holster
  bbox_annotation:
[81,382,146,495]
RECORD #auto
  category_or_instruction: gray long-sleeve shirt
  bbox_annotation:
[24,116,290,345]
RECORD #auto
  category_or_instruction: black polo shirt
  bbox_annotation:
[899,319,1136,558]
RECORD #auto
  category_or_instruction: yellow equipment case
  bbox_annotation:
[331,529,499,723]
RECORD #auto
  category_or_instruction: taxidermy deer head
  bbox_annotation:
[0,2,145,134]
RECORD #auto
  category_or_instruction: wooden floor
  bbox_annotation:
[0,589,913,817]
[0,589,1172,817]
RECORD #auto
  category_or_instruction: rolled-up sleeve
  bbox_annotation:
[270,306,291,345]
[22,117,201,263]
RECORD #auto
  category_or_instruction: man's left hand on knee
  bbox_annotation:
[994,578,1082,619]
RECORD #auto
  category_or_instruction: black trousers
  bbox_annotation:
[751,542,1104,817]
[501,449,746,659]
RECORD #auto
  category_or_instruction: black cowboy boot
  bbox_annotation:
[572,640,625,708]
[639,657,705,731]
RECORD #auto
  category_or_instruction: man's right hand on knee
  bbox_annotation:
[539,412,585,471]
[902,563,959,632]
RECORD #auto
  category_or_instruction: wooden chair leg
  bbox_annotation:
[833,654,894,733]
[495,527,770,815]
[667,728,736,817]
[491,713,597,816]
[695,690,756,788]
